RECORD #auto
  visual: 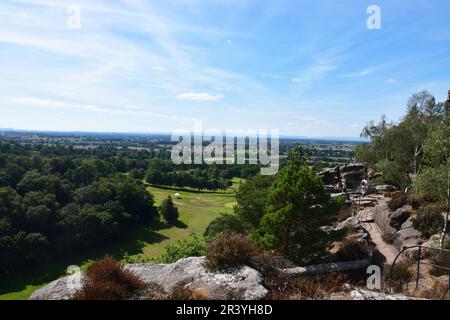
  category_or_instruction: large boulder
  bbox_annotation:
[375,185,397,193]
[339,163,367,189]
[29,272,85,300]
[374,203,397,235]
[282,259,371,277]
[30,257,268,300]
[389,208,411,230]
[318,167,340,185]
[392,228,422,251]
[336,216,360,230]
[351,289,424,300]
[423,233,442,249]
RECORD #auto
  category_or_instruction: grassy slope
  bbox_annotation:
[0,180,241,300]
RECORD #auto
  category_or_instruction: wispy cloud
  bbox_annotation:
[152,65,168,72]
[176,92,224,101]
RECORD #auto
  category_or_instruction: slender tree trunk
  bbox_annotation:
[440,157,450,248]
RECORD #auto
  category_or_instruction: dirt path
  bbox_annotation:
[357,198,400,265]
[362,220,399,264]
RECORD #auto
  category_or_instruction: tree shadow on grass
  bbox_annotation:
[0,225,169,297]
[151,219,188,231]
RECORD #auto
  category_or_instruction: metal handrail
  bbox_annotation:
[390,245,450,289]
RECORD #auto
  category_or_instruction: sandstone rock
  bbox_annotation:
[350,289,424,300]
[29,272,84,300]
[389,208,411,230]
[282,259,371,277]
[30,257,268,300]
[393,228,422,251]
[339,163,367,189]
[374,204,397,235]
[400,217,414,230]
[375,185,397,193]
[336,216,359,230]
[423,234,442,249]
[318,167,340,185]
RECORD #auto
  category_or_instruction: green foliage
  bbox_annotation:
[205,234,261,271]
[234,175,273,228]
[157,233,205,263]
[413,166,448,206]
[412,205,445,238]
[0,142,159,276]
[159,196,179,222]
[357,90,449,190]
[203,213,251,240]
[384,261,413,293]
[255,146,341,264]
[387,191,408,211]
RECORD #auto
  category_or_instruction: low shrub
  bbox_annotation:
[266,274,352,300]
[429,241,450,277]
[407,194,422,210]
[157,233,205,263]
[412,205,445,238]
[73,256,144,300]
[205,234,261,271]
[336,239,369,261]
[387,191,407,211]
[169,286,209,300]
[384,261,413,293]
[416,280,449,300]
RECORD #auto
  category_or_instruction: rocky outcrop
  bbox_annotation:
[336,216,360,230]
[282,259,371,277]
[29,272,85,300]
[351,289,424,300]
[392,228,422,252]
[374,203,397,235]
[318,163,367,191]
[389,208,411,229]
[339,163,367,189]
[318,167,340,185]
[30,257,268,300]
[375,185,397,193]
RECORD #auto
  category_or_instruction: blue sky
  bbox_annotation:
[0,0,449,137]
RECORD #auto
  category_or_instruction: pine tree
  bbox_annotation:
[160,196,179,223]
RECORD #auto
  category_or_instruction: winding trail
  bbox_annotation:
[357,197,400,265]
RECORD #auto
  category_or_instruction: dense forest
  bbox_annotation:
[356,90,450,209]
[0,142,258,276]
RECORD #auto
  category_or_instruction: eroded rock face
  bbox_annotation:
[393,228,422,251]
[339,163,367,189]
[351,289,424,300]
[375,185,397,193]
[389,208,411,230]
[318,167,340,185]
[126,257,267,300]
[29,272,85,300]
[282,260,371,277]
[29,257,268,300]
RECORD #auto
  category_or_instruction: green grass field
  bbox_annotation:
[0,180,241,300]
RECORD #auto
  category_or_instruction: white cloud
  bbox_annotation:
[176,92,224,101]
[13,97,109,113]
[386,78,396,84]
[152,65,168,72]
[124,104,143,110]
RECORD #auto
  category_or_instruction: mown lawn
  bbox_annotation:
[0,181,241,300]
